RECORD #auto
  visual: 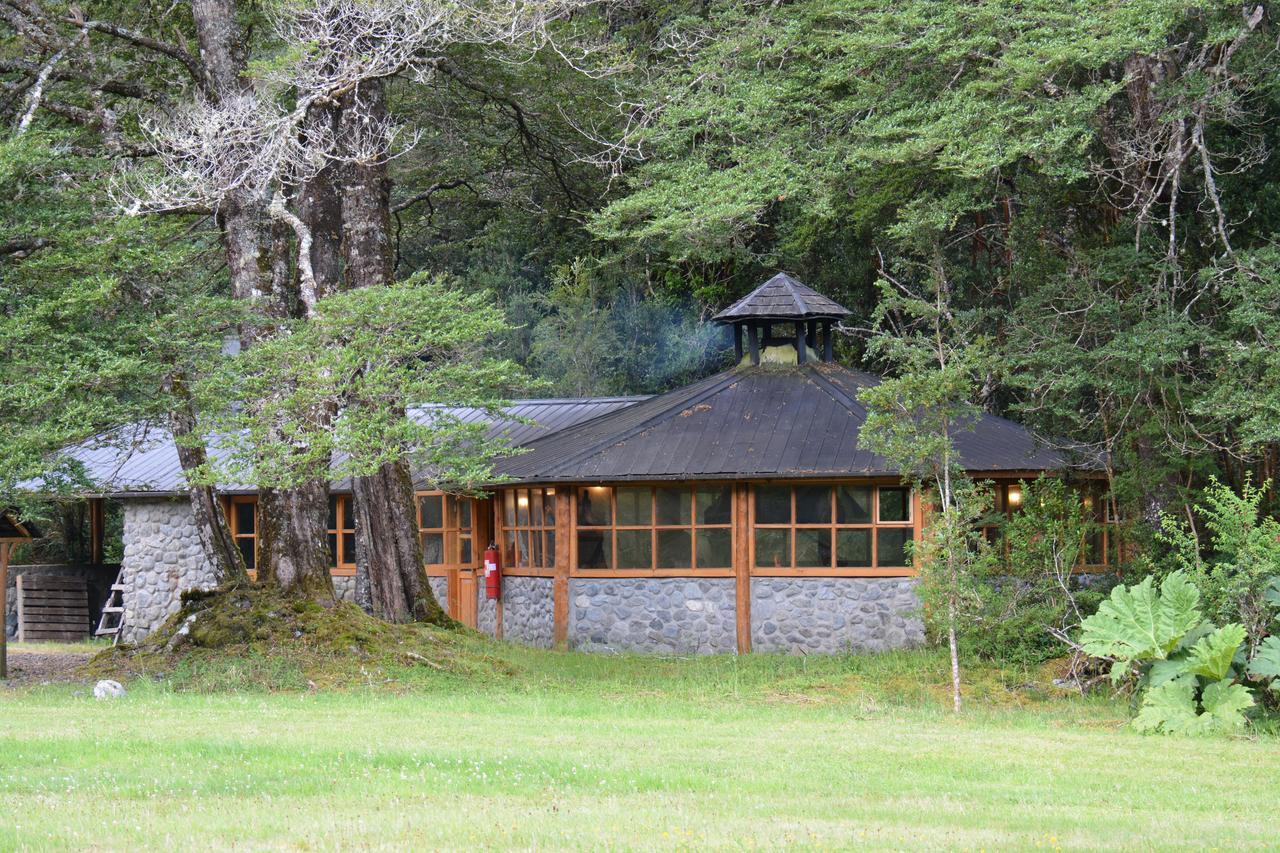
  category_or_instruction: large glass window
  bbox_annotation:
[575,485,733,571]
[327,495,356,570]
[417,492,475,567]
[752,484,913,570]
[502,487,556,569]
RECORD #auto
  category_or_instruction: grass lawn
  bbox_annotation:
[2,644,1278,850]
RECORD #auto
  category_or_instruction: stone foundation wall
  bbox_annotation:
[750,577,923,654]
[333,574,355,603]
[428,576,448,613]
[119,500,217,643]
[477,585,497,635]
[501,576,554,648]
[569,578,736,654]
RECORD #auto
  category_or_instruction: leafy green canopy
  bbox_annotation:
[0,133,236,502]
[194,274,526,491]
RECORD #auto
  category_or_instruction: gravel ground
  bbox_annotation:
[2,649,93,686]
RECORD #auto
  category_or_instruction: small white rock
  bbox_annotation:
[93,680,126,700]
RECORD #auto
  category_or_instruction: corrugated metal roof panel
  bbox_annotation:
[49,396,647,495]
[493,364,1078,482]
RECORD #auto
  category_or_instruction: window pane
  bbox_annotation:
[420,494,444,529]
[545,532,556,567]
[457,498,472,530]
[235,501,256,535]
[836,529,871,567]
[616,487,651,526]
[879,488,910,522]
[697,487,732,526]
[755,528,790,568]
[655,488,691,526]
[459,537,472,565]
[422,532,444,565]
[238,537,255,569]
[578,487,610,526]
[327,533,338,567]
[503,490,516,526]
[876,528,911,567]
[342,533,355,566]
[1084,530,1103,565]
[696,529,731,568]
[531,531,544,568]
[502,531,516,567]
[836,485,872,524]
[616,529,652,569]
[516,489,531,526]
[516,530,531,567]
[656,529,692,568]
[542,489,556,526]
[529,490,543,527]
[755,487,791,524]
[327,496,338,529]
[795,486,831,525]
[796,527,831,568]
[577,530,610,568]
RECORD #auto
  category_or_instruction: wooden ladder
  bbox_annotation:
[95,583,126,645]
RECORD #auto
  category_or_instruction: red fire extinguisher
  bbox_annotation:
[484,542,501,600]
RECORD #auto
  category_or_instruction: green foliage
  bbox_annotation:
[1247,637,1280,686]
[197,274,526,490]
[1157,477,1280,651]
[965,477,1105,665]
[0,132,235,502]
[1081,571,1256,734]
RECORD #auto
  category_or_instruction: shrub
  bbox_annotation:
[1080,571,1257,734]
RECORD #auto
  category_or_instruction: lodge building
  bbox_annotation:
[55,273,1108,653]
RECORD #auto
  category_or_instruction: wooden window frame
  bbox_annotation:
[498,487,557,574]
[327,495,357,576]
[749,483,916,576]
[224,495,258,573]
[416,491,476,572]
[572,484,735,577]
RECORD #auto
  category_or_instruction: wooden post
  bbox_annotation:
[733,324,743,362]
[795,323,807,364]
[89,498,104,566]
[553,488,571,650]
[822,321,833,363]
[806,320,817,349]
[0,543,9,679]
[734,484,752,654]
[747,325,760,366]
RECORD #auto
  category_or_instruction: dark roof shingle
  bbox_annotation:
[712,272,851,323]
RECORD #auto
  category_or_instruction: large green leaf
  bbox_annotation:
[1199,679,1254,732]
[1081,572,1202,662]
[1247,636,1280,686]
[1186,624,1246,681]
[1132,676,1198,734]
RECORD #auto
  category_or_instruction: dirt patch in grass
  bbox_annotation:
[84,585,515,691]
[2,649,95,687]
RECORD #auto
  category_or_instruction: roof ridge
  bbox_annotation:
[781,273,809,315]
[514,370,744,476]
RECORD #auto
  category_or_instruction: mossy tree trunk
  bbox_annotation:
[340,78,446,623]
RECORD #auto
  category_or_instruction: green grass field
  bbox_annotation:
[2,645,1278,850]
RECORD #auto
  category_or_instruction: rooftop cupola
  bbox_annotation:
[712,272,850,366]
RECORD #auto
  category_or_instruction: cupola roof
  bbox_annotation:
[712,272,851,324]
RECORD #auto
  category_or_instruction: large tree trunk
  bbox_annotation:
[339,78,444,622]
[189,0,334,600]
[167,373,246,584]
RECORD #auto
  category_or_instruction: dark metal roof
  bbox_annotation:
[48,397,647,497]
[712,272,851,323]
[493,363,1074,483]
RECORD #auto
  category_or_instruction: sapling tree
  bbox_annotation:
[858,256,997,713]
